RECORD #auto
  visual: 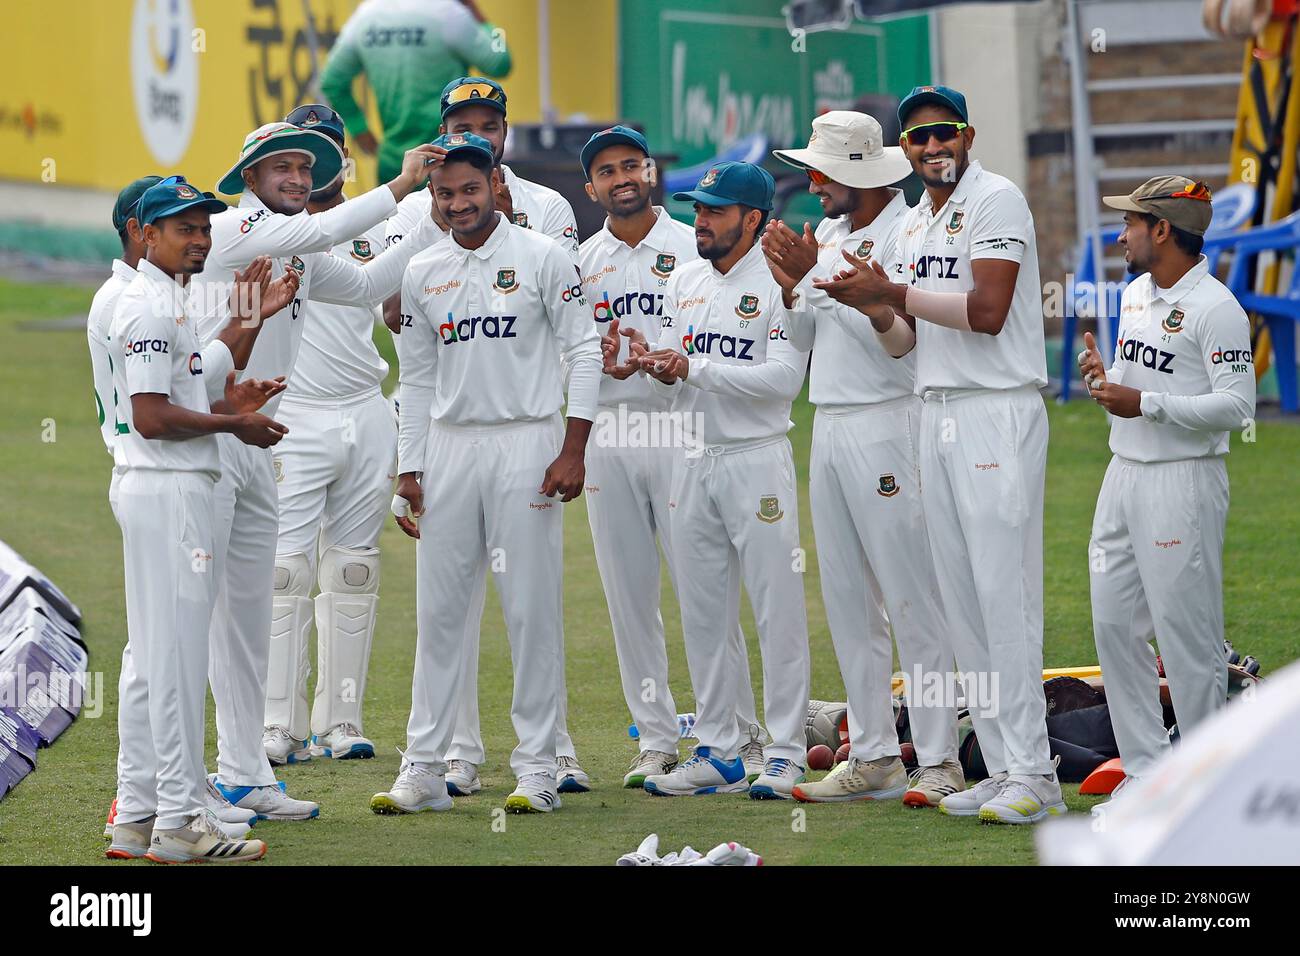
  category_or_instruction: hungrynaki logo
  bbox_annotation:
[131,0,198,165]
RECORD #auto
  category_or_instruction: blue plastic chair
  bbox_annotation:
[662,134,770,195]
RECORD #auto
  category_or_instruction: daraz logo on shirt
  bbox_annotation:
[593,290,663,323]
[438,312,517,345]
[124,338,169,358]
[680,324,755,360]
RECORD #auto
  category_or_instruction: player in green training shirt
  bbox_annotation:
[321,0,512,184]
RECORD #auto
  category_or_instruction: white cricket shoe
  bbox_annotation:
[938,772,1008,817]
[204,775,259,827]
[738,725,765,784]
[749,757,806,800]
[623,750,678,789]
[643,747,749,796]
[311,722,375,760]
[978,772,1068,825]
[557,755,591,793]
[106,814,155,860]
[446,759,482,796]
[504,773,562,813]
[371,758,453,814]
[145,809,267,864]
[212,776,320,821]
[792,755,908,803]
[263,725,312,765]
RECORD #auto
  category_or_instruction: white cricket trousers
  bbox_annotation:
[919,385,1053,777]
[670,436,811,762]
[1089,454,1230,778]
[269,391,395,734]
[446,416,763,763]
[584,410,760,756]
[274,390,396,558]
[809,397,958,766]
[209,435,279,787]
[115,469,217,830]
[404,416,565,778]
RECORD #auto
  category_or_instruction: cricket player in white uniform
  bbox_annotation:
[261,105,398,766]
[816,86,1064,823]
[761,112,963,807]
[1079,177,1255,809]
[94,177,281,838]
[191,122,442,821]
[386,77,590,795]
[106,176,297,863]
[373,132,601,815]
[626,162,812,800]
[579,127,764,789]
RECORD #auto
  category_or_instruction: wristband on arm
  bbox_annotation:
[872,309,916,357]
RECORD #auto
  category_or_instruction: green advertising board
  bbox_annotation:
[619,0,932,221]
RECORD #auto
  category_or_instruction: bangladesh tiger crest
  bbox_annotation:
[494,268,518,293]
[1162,308,1185,334]
[877,473,899,497]
[651,253,676,278]
[350,239,374,261]
[756,495,784,523]
[855,239,875,259]
[446,133,468,146]
[700,167,719,188]
[175,183,198,200]
[512,211,530,228]
[946,210,965,235]
[287,255,306,275]
[734,293,760,318]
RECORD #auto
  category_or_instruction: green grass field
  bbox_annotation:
[1,276,1296,866]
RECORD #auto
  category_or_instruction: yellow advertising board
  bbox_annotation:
[0,0,616,195]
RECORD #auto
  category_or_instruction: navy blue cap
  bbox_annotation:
[440,77,508,120]
[285,103,345,146]
[111,176,164,233]
[136,176,227,226]
[673,161,775,211]
[897,85,969,128]
[430,132,496,166]
[580,125,649,180]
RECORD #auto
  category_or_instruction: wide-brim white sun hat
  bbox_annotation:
[773,110,912,189]
[217,122,345,196]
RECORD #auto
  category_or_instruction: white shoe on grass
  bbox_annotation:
[738,725,765,784]
[624,750,678,789]
[371,758,453,814]
[213,777,319,821]
[644,747,749,796]
[557,755,591,793]
[311,722,374,760]
[446,759,482,796]
[145,810,267,864]
[939,772,1008,817]
[263,725,312,765]
[504,773,562,813]
[749,757,806,800]
[978,773,1068,824]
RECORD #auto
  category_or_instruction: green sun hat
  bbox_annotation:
[217,122,344,196]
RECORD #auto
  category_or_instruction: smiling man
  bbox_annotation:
[375,132,600,816]
[813,85,1062,825]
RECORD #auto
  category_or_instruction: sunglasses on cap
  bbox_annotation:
[902,121,969,146]
[445,82,506,107]
[1148,181,1212,202]
[805,168,832,186]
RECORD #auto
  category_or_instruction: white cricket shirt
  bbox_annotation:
[396,213,601,472]
[654,241,810,446]
[192,184,436,417]
[283,218,391,402]
[579,206,698,409]
[896,160,1048,392]
[1107,256,1256,462]
[87,259,136,454]
[787,188,916,406]
[108,259,221,480]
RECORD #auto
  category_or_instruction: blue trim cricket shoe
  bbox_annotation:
[748,757,806,800]
[643,747,749,796]
[212,777,320,821]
